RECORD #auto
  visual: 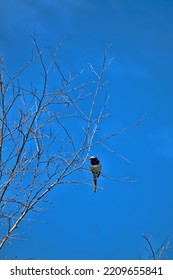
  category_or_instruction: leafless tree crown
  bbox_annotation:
[0,38,116,249]
[1,38,167,261]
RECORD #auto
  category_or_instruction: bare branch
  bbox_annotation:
[142,234,171,260]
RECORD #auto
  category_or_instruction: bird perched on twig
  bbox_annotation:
[90,156,102,192]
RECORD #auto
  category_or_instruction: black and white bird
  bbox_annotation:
[90,156,102,192]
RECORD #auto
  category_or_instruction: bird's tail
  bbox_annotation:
[93,179,97,193]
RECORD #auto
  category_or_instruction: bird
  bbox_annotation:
[90,156,102,192]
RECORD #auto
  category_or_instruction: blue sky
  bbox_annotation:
[1,0,173,260]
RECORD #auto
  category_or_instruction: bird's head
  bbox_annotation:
[90,156,99,164]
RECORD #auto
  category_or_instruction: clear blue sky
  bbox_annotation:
[1,0,173,260]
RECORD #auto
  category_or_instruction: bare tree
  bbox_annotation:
[0,37,116,249]
[0,37,142,251]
